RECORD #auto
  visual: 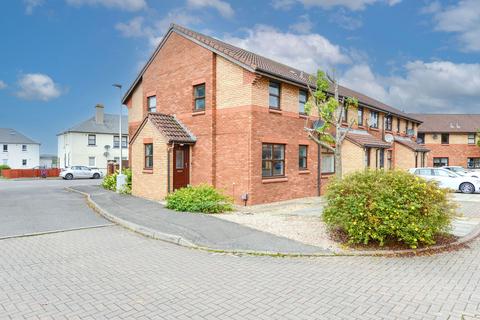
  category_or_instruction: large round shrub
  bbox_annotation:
[166,184,234,213]
[323,170,457,248]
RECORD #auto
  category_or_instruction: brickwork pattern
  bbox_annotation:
[1,227,480,319]
[424,133,480,167]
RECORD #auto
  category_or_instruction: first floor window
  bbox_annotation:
[262,143,285,177]
[441,133,449,144]
[88,157,95,167]
[468,133,476,145]
[122,135,128,148]
[321,153,335,174]
[88,134,96,146]
[269,81,281,109]
[417,132,425,144]
[357,107,364,126]
[298,89,307,114]
[468,158,480,169]
[194,83,206,111]
[341,105,348,123]
[22,145,27,151]
[144,143,153,169]
[397,118,401,132]
[369,111,379,128]
[113,136,120,148]
[299,145,308,170]
[147,95,157,112]
[385,115,393,131]
[2,144,7,152]
[22,159,27,166]
[433,157,448,167]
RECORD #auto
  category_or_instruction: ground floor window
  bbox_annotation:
[262,143,285,177]
[299,145,308,170]
[88,156,95,167]
[386,150,393,169]
[321,153,335,174]
[22,159,27,166]
[433,157,448,167]
[467,158,480,169]
[144,143,153,169]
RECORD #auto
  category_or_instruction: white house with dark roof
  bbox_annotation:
[57,104,128,173]
[0,128,40,169]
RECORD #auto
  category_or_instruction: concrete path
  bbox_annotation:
[0,179,110,238]
[71,185,329,254]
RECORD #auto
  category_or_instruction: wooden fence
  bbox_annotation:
[1,168,61,179]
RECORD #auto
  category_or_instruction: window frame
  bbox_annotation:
[441,133,449,145]
[298,145,308,170]
[147,95,157,112]
[298,89,307,114]
[144,143,153,169]
[88,134,96,146]
[357,107,364,126]
[417,132,425,144]
[121,135,128,148]
[341,104,348,123]
[2,144,7,152]
[397,118,401,132]
[268,81,281,110]
[433,157,449,167]
[385,115,393,131]
[369,111,379,129]
[262,143,285,178]
[193,83,206,112]
[22,145,27,151]
[113,135,120,148]
[468,133,476,145]
[321,152,335,174]
[467,157,480,169]
[22,159,27,166]
[88,156,96,167]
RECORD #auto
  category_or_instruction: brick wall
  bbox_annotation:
[131,120,170,201]
[394,143,416,170]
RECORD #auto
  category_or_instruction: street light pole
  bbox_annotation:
[113,83,126,192]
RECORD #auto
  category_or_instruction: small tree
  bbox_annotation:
[477,129,480,148]
[303,70,358,178]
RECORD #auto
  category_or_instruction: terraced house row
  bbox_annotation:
[123,24,431,205]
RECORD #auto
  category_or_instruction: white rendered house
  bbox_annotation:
[57,104,128,173]
[0,128,40,169]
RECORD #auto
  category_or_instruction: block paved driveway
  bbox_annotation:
[1,181,480,319]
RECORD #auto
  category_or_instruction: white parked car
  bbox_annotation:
[442,166,480,178]
[60,166,103,180]
[409,167,480,194]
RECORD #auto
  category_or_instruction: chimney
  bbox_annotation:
[95,104,104,124]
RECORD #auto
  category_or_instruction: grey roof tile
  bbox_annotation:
[60,114,128,135]
[0,128,39,144]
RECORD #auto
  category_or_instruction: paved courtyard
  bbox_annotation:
[1,180,480,319]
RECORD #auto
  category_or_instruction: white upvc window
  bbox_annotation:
[88,157,96,167]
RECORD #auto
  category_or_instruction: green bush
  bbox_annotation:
[0,164,10,176]
[101,168,132,194]
[323,170,457,248]
[166,184,234,213]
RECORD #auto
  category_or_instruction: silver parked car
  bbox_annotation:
[60,166,103,180]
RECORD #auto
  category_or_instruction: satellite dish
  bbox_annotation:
[384,133,394,143]
[104,145,111,150]
[103,152,110,158]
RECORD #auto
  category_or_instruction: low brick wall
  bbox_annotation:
[1,168,61,179]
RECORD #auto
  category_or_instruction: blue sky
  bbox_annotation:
[1,0,479,154]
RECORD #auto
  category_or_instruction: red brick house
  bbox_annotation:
[413,114,480,168]
[124,24,427,205]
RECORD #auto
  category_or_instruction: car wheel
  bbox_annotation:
[65,173,74,180]
[93,173,100,179]
[460,182,475,194]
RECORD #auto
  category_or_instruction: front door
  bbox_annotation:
[173,145,190,190]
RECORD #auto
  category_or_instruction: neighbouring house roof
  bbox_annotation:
[0,128,39,144]
[58,114,128,135]
[123,23,422,124]
[130,113,197,144]
[345,130,392,149]
[411,114,480,133]
[394,136,430,152]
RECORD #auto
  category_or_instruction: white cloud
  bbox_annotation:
[186,0,234,18]
[24,0,44,14]
[426,0,480,52]
[289,15,314,34]
[224,25,350,72]
[0,80,6,90]
[330,8,363,30]
[116,10,201,47]
[16,73,62,101]
[65,0,146,11]
[341,61,480,113]
[272,0,401,11]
